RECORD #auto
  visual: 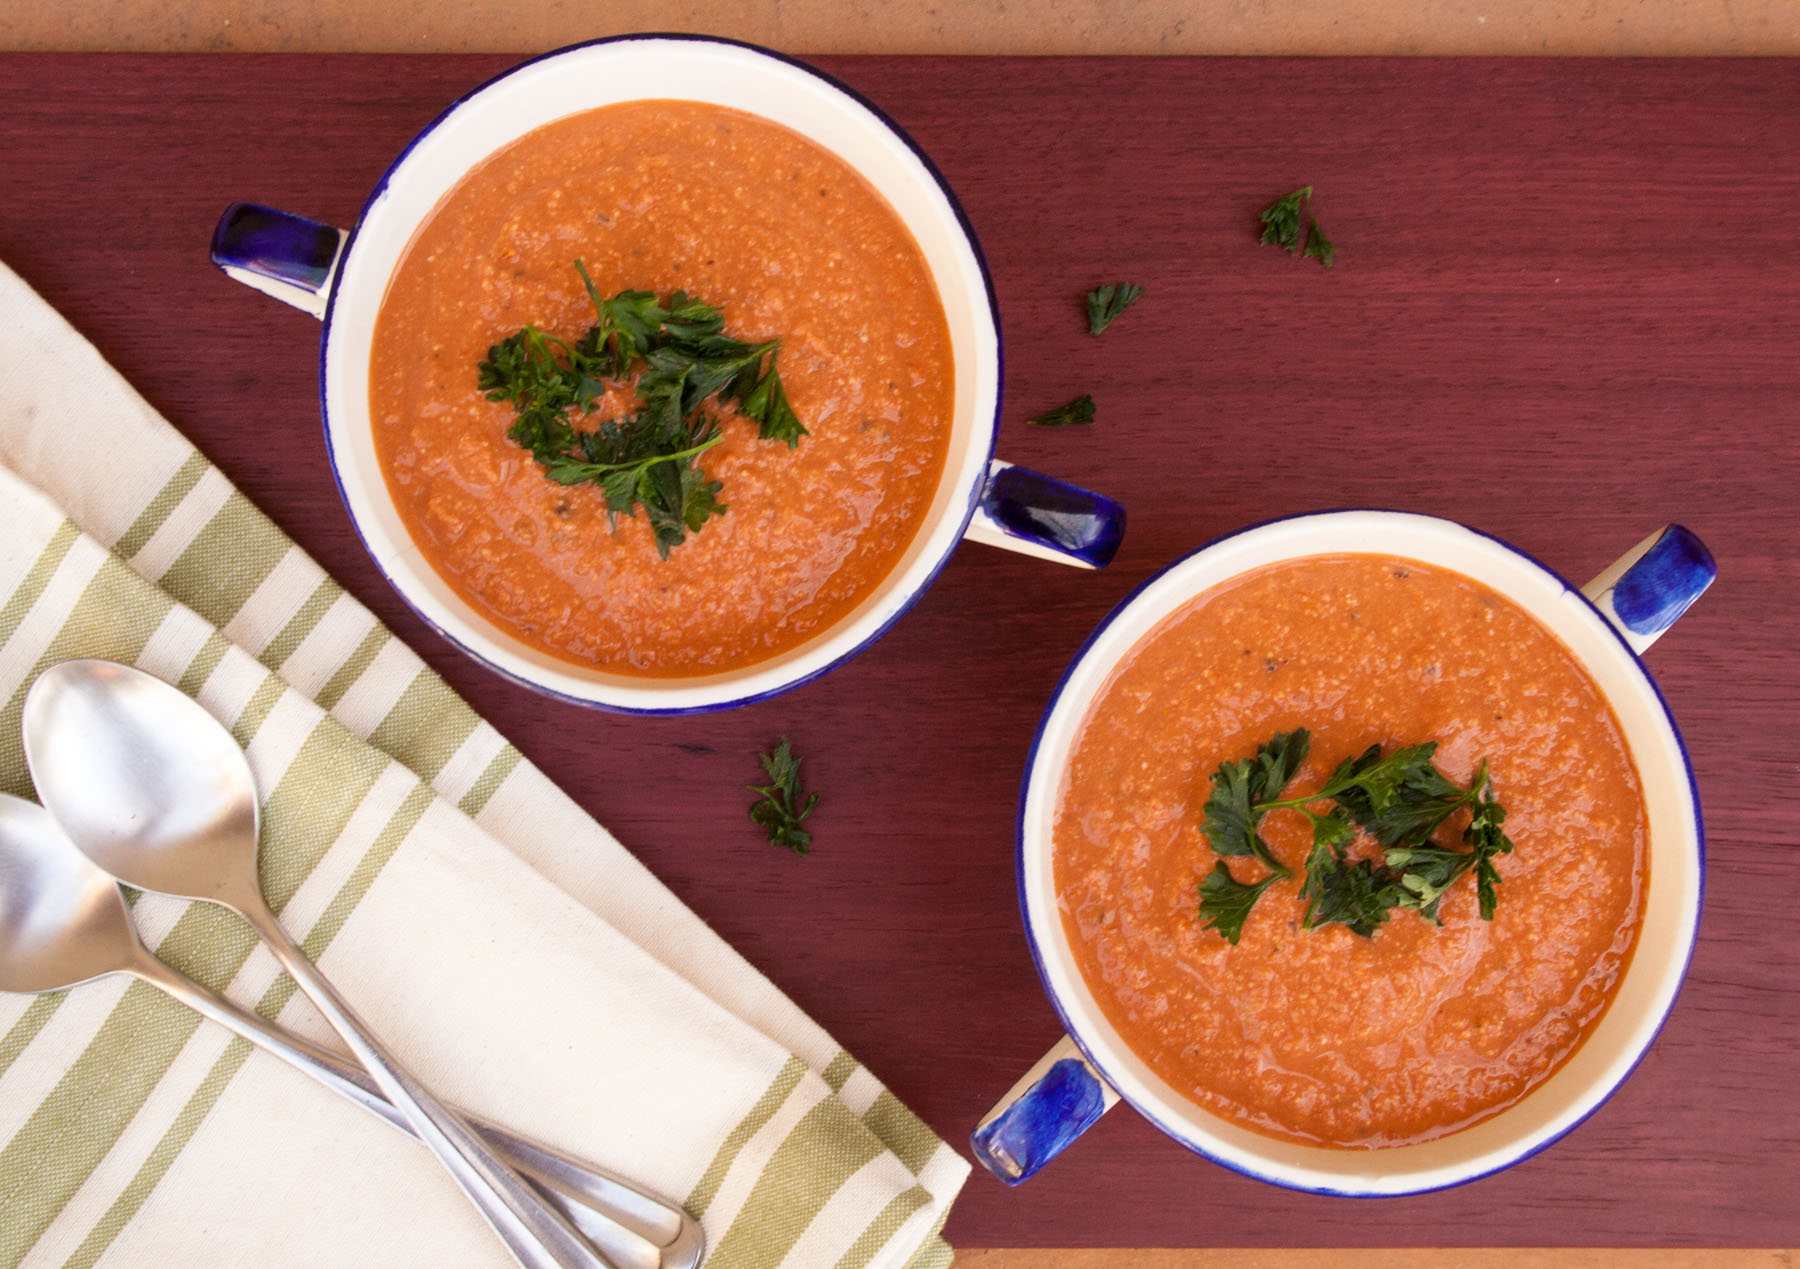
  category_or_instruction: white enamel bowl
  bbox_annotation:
[213,37,1124,713]
[976,510,1711,1195]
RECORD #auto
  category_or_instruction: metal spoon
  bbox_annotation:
[23,659,610,1269]
[0,793,699,1269]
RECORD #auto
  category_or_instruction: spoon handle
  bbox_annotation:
[236,900,613,1269]
[127,952,689,1269]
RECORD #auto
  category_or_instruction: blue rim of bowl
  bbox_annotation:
[1012,508,1706,1196]
[317,33,1006,715]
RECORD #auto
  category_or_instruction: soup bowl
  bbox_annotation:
[973,510,1714,1196]
[210,35,1122,713]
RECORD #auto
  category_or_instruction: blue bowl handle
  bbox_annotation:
[970,1035,1120,1185]
[964,461,1126,570]
[210,202,346,320]
[1581,524,1716,654]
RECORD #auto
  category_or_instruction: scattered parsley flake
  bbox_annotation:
[1258,186,1312,253]
[1258,186,1336,267]
[748,737,821,854]
[1026,395,1097,427]
[1085,283,1145,335]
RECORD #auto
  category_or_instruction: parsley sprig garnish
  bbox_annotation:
[748,738,821,854]
[476,261,807,557]
[1258,186,1335,267]
[1197,729,1512,943]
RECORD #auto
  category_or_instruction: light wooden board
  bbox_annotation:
[0,0,1797,55]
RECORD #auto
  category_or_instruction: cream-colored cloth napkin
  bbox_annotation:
[0,260,967,1269]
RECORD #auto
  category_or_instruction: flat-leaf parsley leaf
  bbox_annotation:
[1085,283,1145,335]
[1258,186,1312,252]
[1303,218,1336,267]
[1198,862,1283,944]
[1200,729,1309,873]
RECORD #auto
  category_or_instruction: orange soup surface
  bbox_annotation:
[371,101,954,676]
[1054,555,1647,1147]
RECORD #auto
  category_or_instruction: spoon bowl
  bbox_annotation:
[0,795,143,994]
[21,658,258,909]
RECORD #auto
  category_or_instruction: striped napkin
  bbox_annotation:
[0,260,967,1268]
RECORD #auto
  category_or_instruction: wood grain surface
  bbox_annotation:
[0,54,1795,1252]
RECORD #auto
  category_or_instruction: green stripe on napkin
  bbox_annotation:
[63,1038,258,1269]
[706,1095,889,1269]
[839,1183,932,1269]
[112,451,207,562]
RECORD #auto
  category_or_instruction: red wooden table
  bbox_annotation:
[0,53,1795,1249]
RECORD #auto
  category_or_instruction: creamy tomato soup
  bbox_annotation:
[1053,555,1647,1147]
[370,101,953,676]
